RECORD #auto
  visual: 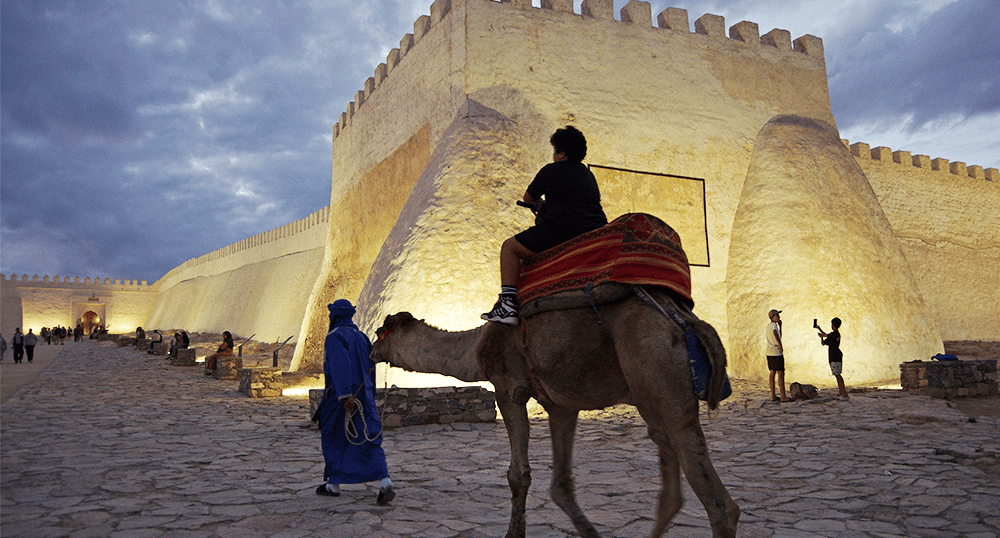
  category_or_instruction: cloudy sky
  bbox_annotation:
[2,0,997,284]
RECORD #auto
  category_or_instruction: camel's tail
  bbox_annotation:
[690,319,730,411]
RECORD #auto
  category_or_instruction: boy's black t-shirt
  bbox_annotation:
[525,161,607,232]
[823,329,843,362]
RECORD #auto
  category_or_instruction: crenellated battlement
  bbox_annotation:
[843,139,998,183]
[332,0,825,141]
[166,205,331,276]
[0,272,155,290]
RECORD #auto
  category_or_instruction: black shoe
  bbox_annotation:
[315,484,339,497]
[376,485,395,505]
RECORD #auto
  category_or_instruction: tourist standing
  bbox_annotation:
[817,317,849,400]
[314,299,395,505]
[766,309,790,402]
[1,333,6,361]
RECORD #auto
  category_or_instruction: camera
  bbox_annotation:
[813,318,819,329]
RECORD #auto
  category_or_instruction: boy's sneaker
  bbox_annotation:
[481,297,519,325]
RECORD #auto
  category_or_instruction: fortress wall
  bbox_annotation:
[291,0,468,370]
[153,206,330,291]
[143,206,330,342]
[848,142,1000,340]
[0,274,157,335]
[293,0,838,372]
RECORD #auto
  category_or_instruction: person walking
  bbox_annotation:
[11,328,25,364]
[1,333,7,362]
[24,329,38,363]
[314,299,395,505]
[766,310,790,402]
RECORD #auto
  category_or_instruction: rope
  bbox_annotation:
[343,396,382,445]
[633,285,687,329]
[584,281,605,325]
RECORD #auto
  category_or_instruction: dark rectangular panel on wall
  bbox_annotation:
[589,165,709,266]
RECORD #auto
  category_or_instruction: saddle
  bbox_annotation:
[517,213,692,318]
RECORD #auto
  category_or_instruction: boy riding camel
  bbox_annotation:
[482,126,608,325]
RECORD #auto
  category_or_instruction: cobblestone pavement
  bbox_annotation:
[2,341,998,538]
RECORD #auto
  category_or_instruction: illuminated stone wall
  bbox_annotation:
[0,274,157,336]
[143,207,331,344]
[849,144,1000,341]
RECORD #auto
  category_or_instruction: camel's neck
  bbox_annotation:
[381,322,487,383]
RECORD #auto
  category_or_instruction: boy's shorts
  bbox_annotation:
[766,355,784,372]
[515,225,582,254]
[830,361,842,376]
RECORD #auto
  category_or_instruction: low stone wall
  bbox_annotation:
[239,367,283,398]
[214,356,243,380]
[151,342,169,355]
[900,359,998,399]
[308,386,497,428]
[170,348,197,366]
[118,337,136,347]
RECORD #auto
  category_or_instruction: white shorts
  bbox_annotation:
[830,361,843,376]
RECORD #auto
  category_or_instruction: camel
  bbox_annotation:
[372,285,739,538]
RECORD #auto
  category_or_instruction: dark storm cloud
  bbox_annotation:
[825,0,1000,128]
[1,0,432,282]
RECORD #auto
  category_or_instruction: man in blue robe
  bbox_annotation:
[315,299,395,504]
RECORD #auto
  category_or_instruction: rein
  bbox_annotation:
[373,317,408,348]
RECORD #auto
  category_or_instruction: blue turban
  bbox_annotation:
[328,299,356,320]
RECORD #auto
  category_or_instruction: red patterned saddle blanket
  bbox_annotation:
[516,213,692,307]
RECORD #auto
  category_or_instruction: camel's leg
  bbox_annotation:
[612,319,738,538]
[495,385,531,538]
[547,406,600,538]
[650,422,739,538]
[649,437,683,538]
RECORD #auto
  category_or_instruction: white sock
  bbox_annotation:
[326,483,341,494]
[379,477,393,489]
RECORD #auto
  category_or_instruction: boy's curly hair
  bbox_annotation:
[550,126,587,162]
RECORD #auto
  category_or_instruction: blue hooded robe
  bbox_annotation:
[318,300,388,485]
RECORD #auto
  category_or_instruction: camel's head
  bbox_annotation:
[371,312,419,362]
